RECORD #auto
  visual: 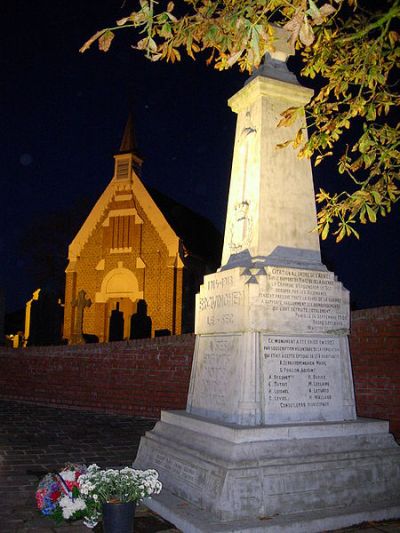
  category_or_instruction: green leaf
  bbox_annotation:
[307,0,321,22]
[371,190,382,204]
[366,204,377,222]
[321,222,330,240]
[349,225,360,239]
[367,105,376,121]
[336,225,346,242]
[359,136,371,154]
[359,206,367,224]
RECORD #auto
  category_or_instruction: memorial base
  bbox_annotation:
[144,491,400,533]
[135,411,400,532]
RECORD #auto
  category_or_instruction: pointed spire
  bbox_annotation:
[116,111,143,174]
[119,112,137,154]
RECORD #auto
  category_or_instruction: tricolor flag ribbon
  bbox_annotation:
[55,473,75,501]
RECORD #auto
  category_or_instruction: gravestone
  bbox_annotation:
[109,302,124,341]
[25,288,63,346]
[135,28,400,532]
[130,299,152,339]
[71,289,92,344]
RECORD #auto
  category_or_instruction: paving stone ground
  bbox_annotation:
[0,400,398,533]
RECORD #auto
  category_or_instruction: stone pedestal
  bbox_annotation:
[136,265,400,530]
[136,412,400,532]
[187,265,355,426]
[134,31,400,532]
[137,411,400,533]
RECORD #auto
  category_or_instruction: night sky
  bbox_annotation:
[1,1,399,315]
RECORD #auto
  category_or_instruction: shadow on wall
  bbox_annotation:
[130,299,152,339]
[107,299,154,342]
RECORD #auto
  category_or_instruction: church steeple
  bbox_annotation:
[114,113,143,180]
[119,112,137,154]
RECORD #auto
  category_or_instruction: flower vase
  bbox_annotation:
[102,501,136,533]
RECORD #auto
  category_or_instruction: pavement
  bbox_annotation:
[0,399,399,533]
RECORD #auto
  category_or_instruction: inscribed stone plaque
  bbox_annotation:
[195,270,245,334]
[250,266,350,334]
[188,334,241,421]
[196,266,349,335]
[261,335,344,423]
[153,451,205,489]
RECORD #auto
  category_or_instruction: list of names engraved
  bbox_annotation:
[262,335,344,422]
[259,267,349,332]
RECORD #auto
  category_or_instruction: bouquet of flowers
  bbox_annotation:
[36,463,87,524]
[78,464,162,528]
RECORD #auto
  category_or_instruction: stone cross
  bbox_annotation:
[72,289,92,343]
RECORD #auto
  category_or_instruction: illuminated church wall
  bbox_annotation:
[62,118,214,344]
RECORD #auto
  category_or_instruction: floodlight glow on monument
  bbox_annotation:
[135,26,400,532]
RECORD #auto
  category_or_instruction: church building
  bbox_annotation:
[63,117,221,343]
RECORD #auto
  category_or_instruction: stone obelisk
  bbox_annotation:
[135,28,400,533]
[186,29,355,427]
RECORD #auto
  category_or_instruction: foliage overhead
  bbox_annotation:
[81,0,400,241]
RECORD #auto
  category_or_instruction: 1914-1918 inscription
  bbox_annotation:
[196,266,349,335]
[195,271,244,333]
[262,335,344,423]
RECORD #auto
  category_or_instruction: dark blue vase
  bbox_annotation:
[102,501,136,533]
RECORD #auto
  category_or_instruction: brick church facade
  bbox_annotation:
[63,117,221,343]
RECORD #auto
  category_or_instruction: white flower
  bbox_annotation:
[60,470,76,482]
[59,495,86,519]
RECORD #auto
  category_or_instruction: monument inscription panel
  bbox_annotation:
[188,334,241,421]
[196,266,349,335]
[195,271,245,334]
[261,335,344,423]
[153,451,204,489]
[251,267,349,334]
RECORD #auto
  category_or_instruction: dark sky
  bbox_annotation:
[1,1,399,313]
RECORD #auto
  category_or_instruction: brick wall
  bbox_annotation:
[0,334,195,418]
[0,307,399,438]
[350,306,400,438]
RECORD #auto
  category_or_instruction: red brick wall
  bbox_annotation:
[0,307,399,439]
[350,306,400,439]
[0,335,195,418]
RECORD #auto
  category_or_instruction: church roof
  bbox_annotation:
[148,187,222,269]
[67,114,222,268]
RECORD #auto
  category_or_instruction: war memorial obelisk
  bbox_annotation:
[135,29,400,532]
